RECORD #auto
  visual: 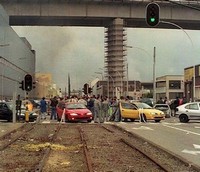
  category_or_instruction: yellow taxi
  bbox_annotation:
[120,101,165,122]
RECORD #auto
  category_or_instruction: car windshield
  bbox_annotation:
[66,103,86,109]
[155,104,168,107]
[134,102,152,109]
[6,102,13,110]
[155,105,169,109]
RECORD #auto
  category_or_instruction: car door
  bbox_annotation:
[56,102,65,117]
[120,102,139,119]
[0,103,4,119]
[0,103,10,120]
[185,103,200,120]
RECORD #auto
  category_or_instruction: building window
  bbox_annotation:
[169,80,181,89]
[156,81,166,88]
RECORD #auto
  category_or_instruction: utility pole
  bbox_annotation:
[68,73,71,98]
[126,63,128,97]
[153,47,156,104]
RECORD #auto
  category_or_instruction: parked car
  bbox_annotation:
[56,102,93,122]
[29,99,40,108]
[0,102,38,122]
[153,104,171,118]
[176,102,200,123]
[140,98,154,107]
[120,102,165,122]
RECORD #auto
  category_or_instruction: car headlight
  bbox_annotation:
[160,112,165,115]
[150,112,156,115]
[70,113,78,116]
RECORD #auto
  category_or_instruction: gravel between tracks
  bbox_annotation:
[0,123,199,172]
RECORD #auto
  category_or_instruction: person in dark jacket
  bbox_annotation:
[157,97,164,104]
[40,97,47,120]
[173,97,179,116]
[50,96,58,120]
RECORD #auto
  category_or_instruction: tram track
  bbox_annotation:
[120,138,169,172]
[35,124,62,172]
[0,123,199,172]
[0,123,35,151]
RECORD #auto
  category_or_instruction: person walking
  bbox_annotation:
[101,97,109,122]
[93,96,102,123]
[40,97,47,120]
[173,97,179,116]
[109,97,119,122]
[50,96,58,120]
[87,95,95,117]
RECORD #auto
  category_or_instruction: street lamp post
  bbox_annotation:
[126,45,156,102]
[126,63,128,97]
[95,72,103,80]
[109,68,123,97]
[106,74,114,98]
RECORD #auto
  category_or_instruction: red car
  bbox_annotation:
[56,102,93,122]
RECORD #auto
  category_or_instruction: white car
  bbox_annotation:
[176,102,200,123]
[153,104,171,118]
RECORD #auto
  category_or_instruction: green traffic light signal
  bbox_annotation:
[150,17,155,23]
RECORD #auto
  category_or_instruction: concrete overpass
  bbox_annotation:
[0,0,199,98]
[0,0,199,29]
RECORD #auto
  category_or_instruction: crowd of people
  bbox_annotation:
[39,94,191,122]
[39,95,131,123]
[156,96,188,116]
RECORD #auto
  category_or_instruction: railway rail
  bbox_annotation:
[0,123,199,172]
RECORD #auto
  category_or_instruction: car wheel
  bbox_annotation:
[7,117,12,122]
[140,114,147,122]
[130,119,135,122]
[122,118,128,122]
[57,114,61,122]
[179,114,189,123]
[155,120,161,122]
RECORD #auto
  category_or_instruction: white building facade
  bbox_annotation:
[0,5,35,100]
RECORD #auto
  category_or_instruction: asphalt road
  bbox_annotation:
[115,117,200,168]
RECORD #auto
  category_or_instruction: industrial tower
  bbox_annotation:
[104,18,127,98]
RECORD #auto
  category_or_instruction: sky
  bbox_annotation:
[12,26,200,90]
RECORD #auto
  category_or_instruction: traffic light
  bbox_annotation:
[24,74,33,91]
[19,80,24,90]
[32,81,36,89]
[83,83,89,95]
[146,2,160,27]
[88,87,93,94]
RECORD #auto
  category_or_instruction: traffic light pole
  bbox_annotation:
[153,47,156,104]
[25,92,29,122]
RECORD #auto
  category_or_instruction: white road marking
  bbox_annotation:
[194,144,200,149]
[163,124,200,136]
[182,149,200,155]
[162,122,182,126]
[182,144,200,155]
[132,126,154,130]
[42,120,50,123]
